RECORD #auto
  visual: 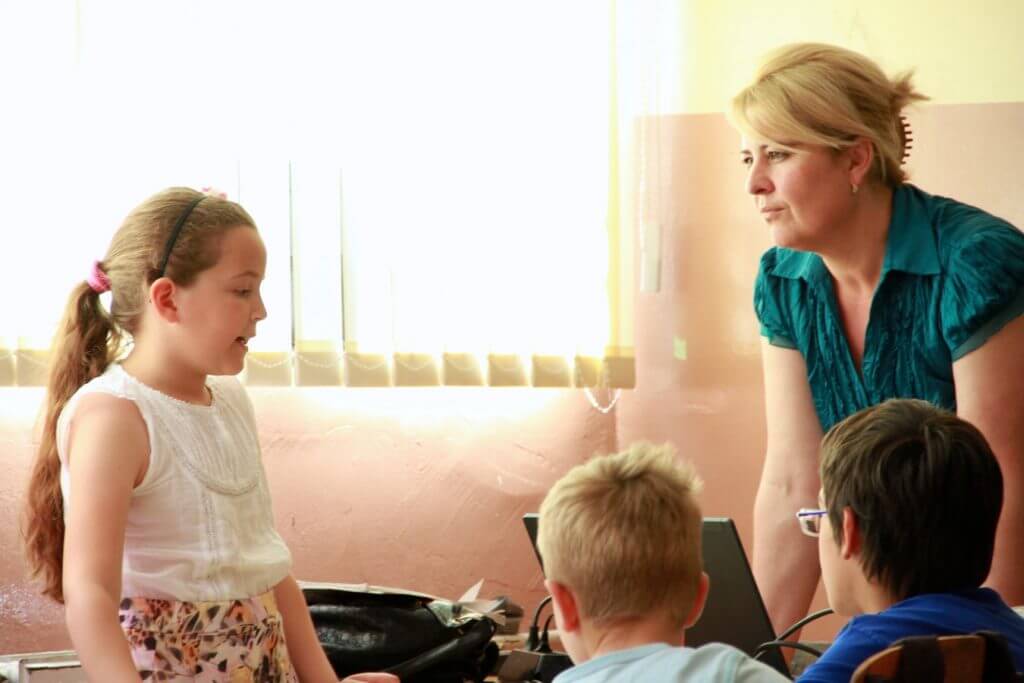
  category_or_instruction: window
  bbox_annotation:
[1,1,638,389]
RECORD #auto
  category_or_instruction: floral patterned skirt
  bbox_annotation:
[119,591,299,682]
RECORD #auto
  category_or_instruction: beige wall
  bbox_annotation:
[661,0,1024,114]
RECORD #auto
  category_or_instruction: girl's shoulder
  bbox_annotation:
[60,364,140,432]
[66,391,148,452]
[58,367,148,468]
[75,362,138,399]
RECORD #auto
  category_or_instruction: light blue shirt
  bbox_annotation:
[553,642,790,683]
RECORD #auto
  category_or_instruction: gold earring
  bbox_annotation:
[851,183,859,195]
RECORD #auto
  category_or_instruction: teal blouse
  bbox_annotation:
[754,184,1024,432]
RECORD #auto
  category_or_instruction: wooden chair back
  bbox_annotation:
[852,632,1021,683]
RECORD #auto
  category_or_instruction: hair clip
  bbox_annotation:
[898,115,913,164]
[201,186,228,199]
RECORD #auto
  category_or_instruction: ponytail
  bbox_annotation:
[23,282,121,603]
[890,69,928,114]
[22,186,257,602]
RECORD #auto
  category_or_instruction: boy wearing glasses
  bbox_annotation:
[796,398,1024,683]
[538,443,789,682]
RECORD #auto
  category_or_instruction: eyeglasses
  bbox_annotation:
[796,508,828,537]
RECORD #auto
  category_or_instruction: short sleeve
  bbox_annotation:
[754,250,797,350]
[941,224,1024,361]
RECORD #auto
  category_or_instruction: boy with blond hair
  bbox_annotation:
[538,443,789,682]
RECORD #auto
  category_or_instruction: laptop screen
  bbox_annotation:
[521,514,788,676]
[523,512,543,572]
[686,517,787,675]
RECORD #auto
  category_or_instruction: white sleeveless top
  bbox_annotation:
[57,364,292,601]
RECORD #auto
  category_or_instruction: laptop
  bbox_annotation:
[522,514,788,676]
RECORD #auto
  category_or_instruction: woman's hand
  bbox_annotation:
[341,674,400,683]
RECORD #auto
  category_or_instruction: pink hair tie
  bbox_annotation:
[201,186,228,199]
[87,260,111,294]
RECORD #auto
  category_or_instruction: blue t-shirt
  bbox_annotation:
[798,588,1024,683]
[552,642,790,683]
[754,184,1024,431]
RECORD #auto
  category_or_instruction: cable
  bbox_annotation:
[753,640,826,661]
[526,595,553,652]
[776,608,835,642]
[537,614,555,653]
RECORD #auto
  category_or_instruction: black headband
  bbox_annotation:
[157,195,206,278]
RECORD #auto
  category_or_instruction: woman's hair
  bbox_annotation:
[730,42,929,186]
[23,187,256,602]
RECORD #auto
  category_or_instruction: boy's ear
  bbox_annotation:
[545,579,581,634]
[149,278,180,322]
[684,571,711,628]
[840,507,862,560]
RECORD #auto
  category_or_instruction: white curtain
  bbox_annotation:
[0,0,659,389]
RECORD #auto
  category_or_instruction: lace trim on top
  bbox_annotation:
[114,365,260,496]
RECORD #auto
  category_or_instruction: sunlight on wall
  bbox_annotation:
[0,388,45,426]
[263,384,572,426]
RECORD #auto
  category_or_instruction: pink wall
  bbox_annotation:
[256,388,616,605]
[0,393,67,652]
[2,101,1021,653]
[0,389,616,652]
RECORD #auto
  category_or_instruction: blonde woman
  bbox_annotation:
[729,43,1024,634]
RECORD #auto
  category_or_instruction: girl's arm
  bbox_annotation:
[62,394,149,683]
[274,575,400,683]
[953,315,1024,606]
[753,340,825,635]
[274,574,342,682]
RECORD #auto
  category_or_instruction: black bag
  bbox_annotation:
[302,583,500,683]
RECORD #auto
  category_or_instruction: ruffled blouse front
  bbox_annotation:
[754,184,1024,432]
[57,364,293,601]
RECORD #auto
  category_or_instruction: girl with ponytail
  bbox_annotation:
[23,188,394,682]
